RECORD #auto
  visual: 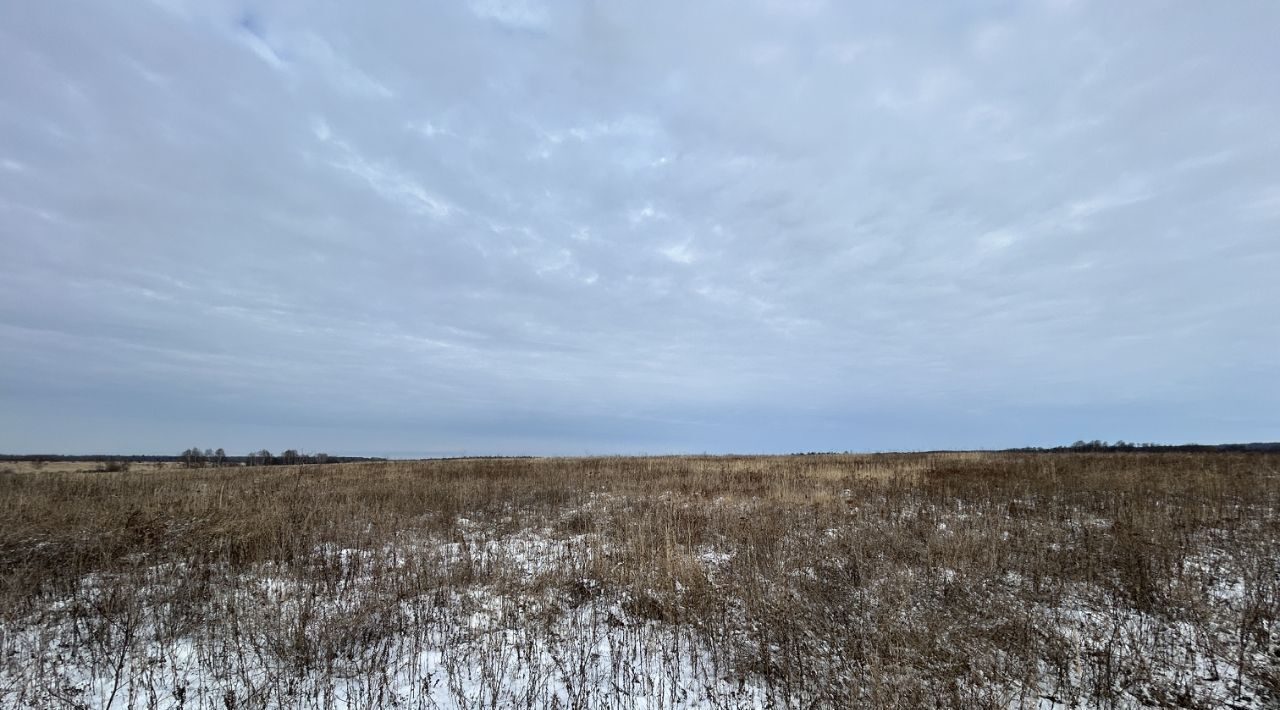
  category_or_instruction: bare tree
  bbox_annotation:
[181,447,205,469]
[247,449,272,467]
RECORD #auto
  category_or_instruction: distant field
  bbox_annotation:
[0,459,184,475]
[1,453,1276,708]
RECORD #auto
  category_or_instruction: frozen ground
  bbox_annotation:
[3,525,770,709]
[3,524,1276,709]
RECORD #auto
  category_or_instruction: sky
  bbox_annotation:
[1,1,1278,456]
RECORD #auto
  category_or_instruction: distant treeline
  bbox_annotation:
[785,442,1280,456]
[5,443,1279,465]
[178,448,379,468]
[0,450,386,466]
[1013,441,1280,453]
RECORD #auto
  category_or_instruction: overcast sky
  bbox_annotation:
[1,1,1277,456]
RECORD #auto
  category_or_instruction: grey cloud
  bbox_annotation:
[1,0,1278,455]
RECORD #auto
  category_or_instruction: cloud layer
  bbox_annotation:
[2,0,1278,455]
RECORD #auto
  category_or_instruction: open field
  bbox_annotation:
[1,452,1277,708]
[0,460,185,475]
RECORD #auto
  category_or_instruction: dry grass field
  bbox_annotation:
[0,460,184,475]
[1,452,1277,708]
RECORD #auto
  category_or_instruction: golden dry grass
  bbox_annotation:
[0,459,183,475]
[0,452,1277,708]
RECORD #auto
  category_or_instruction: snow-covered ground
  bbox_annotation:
[1,525,773,709]
[5,523,1275,709]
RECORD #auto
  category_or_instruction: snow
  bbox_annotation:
[3,517,1276,708]
[0,529,772,709]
